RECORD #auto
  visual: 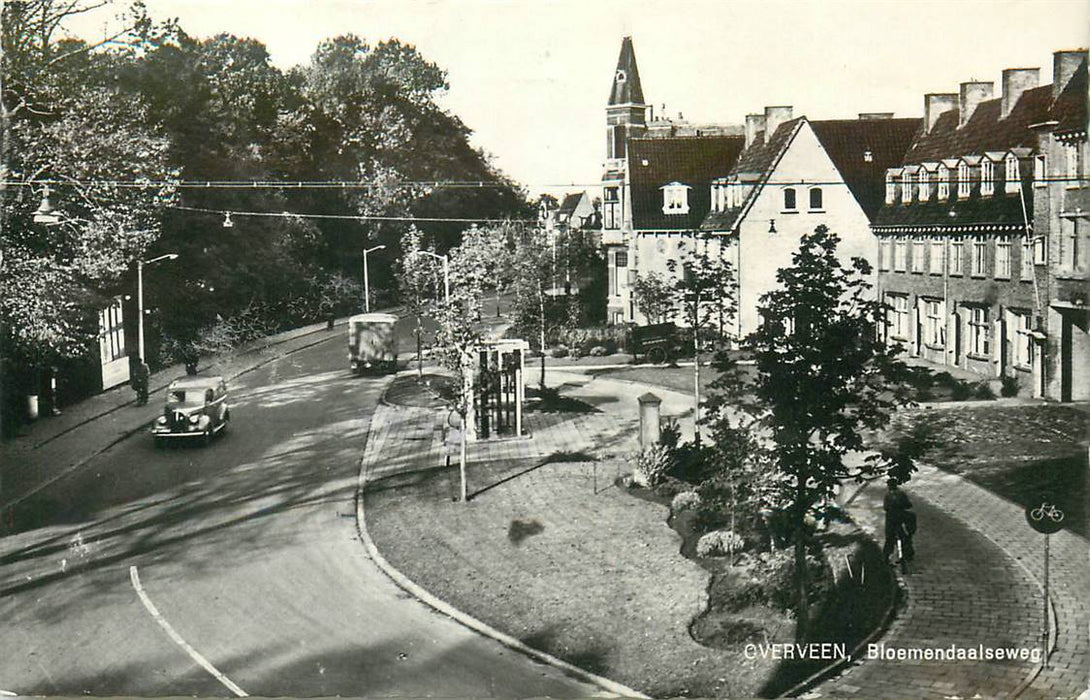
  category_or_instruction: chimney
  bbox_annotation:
[1053,49,1088,99]
[764,106,793,140]
[1001,68,1040,119]
[924,93,958,133]
[745,113,766,149]
[858,112,894,120]
[959,81,994,127]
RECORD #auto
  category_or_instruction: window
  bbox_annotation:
[608,250,627,295]
[98,298,126,363]
[1013,311,1033,368]
[603,187,620,229]
[1034,154,1047,188]
[1005,154,1021,194]
[1034,235,1047,264]
[918,170,930,201]
[893,237,907,271]
[929,238,945,274]
[957,161,972,199]
[887,294,909,340]
[901,172,913,204]
[808,187,823,211]
[662,183,690,215]
[971,238,988,276]
[938,164,951,199]
[981,159,995,196]
[879,238,891,271]
[1065,143,1080,187]
[924,299,945,347]
[968,306,990,357]
[995,237,1011,278]
[615,251,628,267]
[1062,218,1081,270]
[950,239,964,275]
[911,239,926,273]
[885,172,897,204]
[1021,238,1034,279]
[783,187,797,211]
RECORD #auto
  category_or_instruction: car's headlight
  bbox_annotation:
[156,417,166,425]
[189,414,200,424]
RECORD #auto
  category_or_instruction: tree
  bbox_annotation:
[746,225,916,641]
[509,224,568,389]
[397,226,434,377]
[665,237,737,445]
[632,271,673,324]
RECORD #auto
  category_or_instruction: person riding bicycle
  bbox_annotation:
[883,479,916,566]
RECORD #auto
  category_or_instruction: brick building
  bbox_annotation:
[873,50,1087,400]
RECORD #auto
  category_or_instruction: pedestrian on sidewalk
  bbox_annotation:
[883,479,916,566]
[131,356,150,406]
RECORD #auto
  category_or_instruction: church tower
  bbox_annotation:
[605,36,649,164]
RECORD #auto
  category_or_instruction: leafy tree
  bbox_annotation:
[397,226,435,377]
[746,225,915,641]
[666,238,737,445]
[632,271,673,324]
[509,225,571,388]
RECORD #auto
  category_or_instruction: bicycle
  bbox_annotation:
[1030,503,1064,523]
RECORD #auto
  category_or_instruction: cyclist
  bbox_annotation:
[883,479,916,567]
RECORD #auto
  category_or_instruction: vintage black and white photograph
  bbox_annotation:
[1,0,1088,698]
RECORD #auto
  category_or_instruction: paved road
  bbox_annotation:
[0,321,601,697]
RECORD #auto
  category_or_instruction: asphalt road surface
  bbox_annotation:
[0,315,603,697]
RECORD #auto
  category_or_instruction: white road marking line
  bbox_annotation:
[129,566,248,697]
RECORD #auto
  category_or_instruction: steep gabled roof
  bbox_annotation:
[700,117,805,232]
[810,117,922,219]
[629,135,745,230]
[1052,57,1088,135]
[557,192,586,216]
[608,36,646,106]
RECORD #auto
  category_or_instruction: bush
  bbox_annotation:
[667,441,715,484]
[750,549,828,612]
[1000,375,1020,397]
[696,529,746,558]
[588,345,609,357]
[950,380,973,401]
[693,500,731,533]
[972,382,996,400]
[671,490,702,513]
[550,345,569,358]
[632,444,672,488]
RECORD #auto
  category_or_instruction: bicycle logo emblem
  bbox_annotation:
[1025,501,1066,534]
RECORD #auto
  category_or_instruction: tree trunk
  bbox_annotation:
[459,419,468,503]
[539,287,547,390]
[794,482,810,642]
[415,316,423,379]
[693,327,701,447]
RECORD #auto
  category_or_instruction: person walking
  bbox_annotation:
[883,479,916,569]
[132,357,150,406]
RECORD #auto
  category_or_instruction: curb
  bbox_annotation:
[1,329,345,513]
[354,388,649,700]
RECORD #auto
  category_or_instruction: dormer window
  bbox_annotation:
[918,169,930,201]
[981,159,995,197]
[901,171,913,204]
[661,182,691,215]
[938,164,951,199]
[885,172,897,204]
[957,161,972,199]
[783,187,797,211]
[615,69,627,84]
[1005,154,1021,194]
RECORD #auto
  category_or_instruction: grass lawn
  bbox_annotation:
[591,357,749,397]
[881,404,1088,536]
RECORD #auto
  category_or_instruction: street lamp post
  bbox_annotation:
[363,244,386,312]
[137,253,179,361]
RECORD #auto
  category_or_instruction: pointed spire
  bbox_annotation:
[608,36,646,106]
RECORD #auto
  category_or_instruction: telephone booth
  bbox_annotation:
[475,339,528,439]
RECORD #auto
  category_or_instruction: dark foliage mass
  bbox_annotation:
[2,1,531,423]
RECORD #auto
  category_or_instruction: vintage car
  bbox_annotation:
[152,375,230,446]
[348,312,399,374]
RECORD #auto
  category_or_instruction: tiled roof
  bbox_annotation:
[1052,58,1088,134]
[901,85,1052,165]
[699,118,805,232]
[875,84,1056,230]
[608,36,646,106]
[810,118,921,219]
[557,192,585,216]
[629,135,745,230]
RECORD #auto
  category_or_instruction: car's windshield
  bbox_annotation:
[167,389,206,406]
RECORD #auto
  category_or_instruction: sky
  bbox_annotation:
[63,0,1090,198]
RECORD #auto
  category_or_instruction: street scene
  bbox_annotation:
[2,1,1089,699]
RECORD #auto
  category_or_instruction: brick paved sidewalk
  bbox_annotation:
[0,315,366,518]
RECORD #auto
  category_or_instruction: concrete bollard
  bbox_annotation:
[637,392,662,449]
